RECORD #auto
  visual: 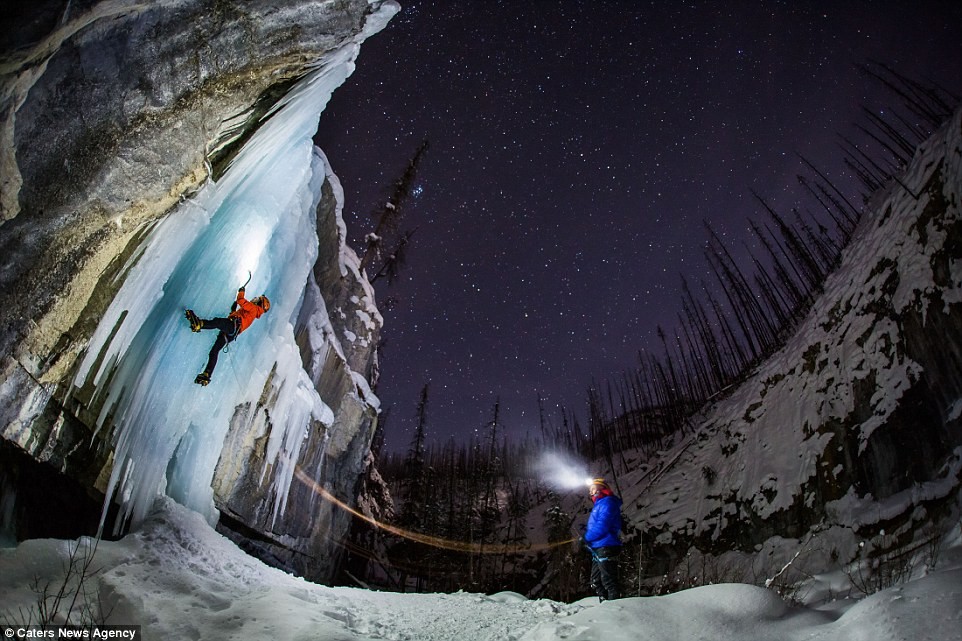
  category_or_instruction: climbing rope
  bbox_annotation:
[292,465,576,555]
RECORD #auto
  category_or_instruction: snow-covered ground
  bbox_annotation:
[1,499,959,641]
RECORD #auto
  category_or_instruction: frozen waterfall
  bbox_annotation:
[71,5,395,535]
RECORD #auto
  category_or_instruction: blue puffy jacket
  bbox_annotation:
[585,492,622,549]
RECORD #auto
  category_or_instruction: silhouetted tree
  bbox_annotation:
[360,139,430,282]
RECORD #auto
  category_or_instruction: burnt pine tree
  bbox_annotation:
[538,491,580,601]
[399,384,430,530]
[389,383,432,592]
[478,400,503,542]
[360,139,430,282]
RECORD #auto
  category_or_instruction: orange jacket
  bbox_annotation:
[228,289,264,334]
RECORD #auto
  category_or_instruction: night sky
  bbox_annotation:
[314,1,962,452]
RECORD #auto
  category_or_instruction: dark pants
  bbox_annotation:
[589,546,620,601]
[199,317,239,376]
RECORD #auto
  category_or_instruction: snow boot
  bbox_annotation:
[185,309,203,332]
[194,371,211,386]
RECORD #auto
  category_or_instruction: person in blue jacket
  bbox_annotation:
[584,477,622,601]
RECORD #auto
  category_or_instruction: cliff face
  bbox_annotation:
[0,0,395,581]
[1,0,380,368]
[625,109,962,588]
[210,153,385,579]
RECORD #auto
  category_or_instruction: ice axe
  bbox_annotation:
[229,271,252,314]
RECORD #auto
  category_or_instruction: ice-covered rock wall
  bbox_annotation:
[0,0,397,581]
[625,109,962,587]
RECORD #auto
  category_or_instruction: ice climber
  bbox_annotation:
[184,286,270,386]
[583,477,623,601]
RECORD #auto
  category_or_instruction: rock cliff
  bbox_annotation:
[625,109,962,591]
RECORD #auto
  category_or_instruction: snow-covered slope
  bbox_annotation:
[1,499,959,641]
[621,108,962,590]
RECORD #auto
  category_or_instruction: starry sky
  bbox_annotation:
[314,1,962,452]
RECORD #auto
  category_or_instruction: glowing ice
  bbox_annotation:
[71,4,397,535]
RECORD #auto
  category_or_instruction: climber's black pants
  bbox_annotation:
[200,317,239,376]
[590,546,621,601]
